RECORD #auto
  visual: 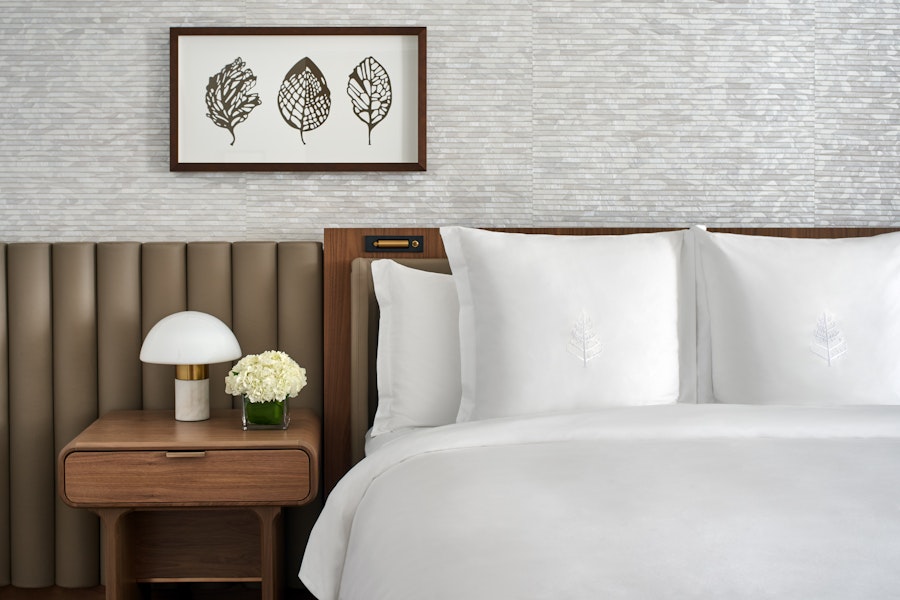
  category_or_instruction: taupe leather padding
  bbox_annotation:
[349,257,451,465]
[0,241,323,588]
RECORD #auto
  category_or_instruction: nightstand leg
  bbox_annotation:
[96,507,141,600]
[254,506,283,600]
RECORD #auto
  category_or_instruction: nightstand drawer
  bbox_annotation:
[63,449,311,506]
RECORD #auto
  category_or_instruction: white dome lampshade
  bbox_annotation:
[140,311,242,421]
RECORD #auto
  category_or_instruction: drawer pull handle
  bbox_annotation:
[165,451,207,458]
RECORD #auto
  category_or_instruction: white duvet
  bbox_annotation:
[300,404,900,599]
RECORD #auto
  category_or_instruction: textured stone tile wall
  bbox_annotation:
[815,0,900,224]
[0,0,897,242]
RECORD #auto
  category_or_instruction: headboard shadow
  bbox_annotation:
[324,226,900,494]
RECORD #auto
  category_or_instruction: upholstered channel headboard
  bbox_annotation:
[324,226,900,494]
[0,241,323,590]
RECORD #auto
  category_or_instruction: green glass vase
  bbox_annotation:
[242,396,290,430]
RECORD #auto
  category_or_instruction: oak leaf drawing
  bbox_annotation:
[204,57,261,146]
[347,56,392,145]
[278,57,331,145]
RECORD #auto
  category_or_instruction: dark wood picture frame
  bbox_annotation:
[170,27,427,172]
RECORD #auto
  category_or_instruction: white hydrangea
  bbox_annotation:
[225,350,307,403]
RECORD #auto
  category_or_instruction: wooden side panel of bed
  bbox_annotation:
[326,228,442,492]
[323,226,899,493]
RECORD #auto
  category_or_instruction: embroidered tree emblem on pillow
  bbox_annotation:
[811,312,848,366]
[568,311,602,367]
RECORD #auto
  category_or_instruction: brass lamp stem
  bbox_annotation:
[175,364,209,381]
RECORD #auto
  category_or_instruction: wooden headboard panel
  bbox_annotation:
[323,226,899,493]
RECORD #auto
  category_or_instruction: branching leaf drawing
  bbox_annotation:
[278,57,331,145]
[567,311,602,367]
[811,312,848,366]
[347,56,392,145]
[204,57,261,146]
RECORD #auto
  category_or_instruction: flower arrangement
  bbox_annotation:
[225,350,307,404]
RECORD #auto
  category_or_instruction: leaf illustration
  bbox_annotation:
[347,56,392,145]
[567,311,602,367]
[204,57,262,146]
[811,311,848,366]
[277,57,331,145]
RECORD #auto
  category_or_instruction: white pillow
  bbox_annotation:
[694,226,900,405]
[440,227,687,422]
[370,260,461,436]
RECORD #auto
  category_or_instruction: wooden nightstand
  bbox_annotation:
[58,408,320,600]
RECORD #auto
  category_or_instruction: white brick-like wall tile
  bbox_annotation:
[0,0,897,241]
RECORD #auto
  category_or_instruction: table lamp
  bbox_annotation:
[140,311,242,421]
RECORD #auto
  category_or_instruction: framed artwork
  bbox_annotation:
[170,27,426,171]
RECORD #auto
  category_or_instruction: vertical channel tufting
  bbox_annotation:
[7,244,54,587]
[232,243,278,407]
[277,243,324,416]
[277,242,325,585]
[0,239,324,588]
[187,242,234,409]
[51,243,100,587]
[141,243,187,411]
[97,243,142,415]
[0,243,8,587]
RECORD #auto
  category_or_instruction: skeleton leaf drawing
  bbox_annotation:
[278,57,332,145]
[347,57,393,145]
[204,57,261,146]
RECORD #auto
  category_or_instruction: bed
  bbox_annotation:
[303,226,900,599]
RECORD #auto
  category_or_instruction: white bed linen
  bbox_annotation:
[363,426,428,456]
[300,405,900,600]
